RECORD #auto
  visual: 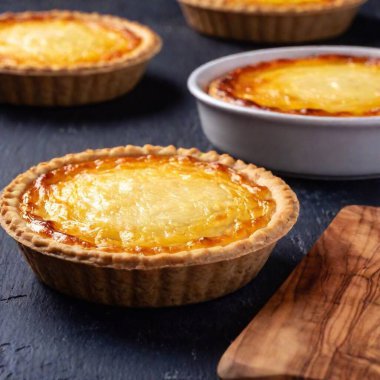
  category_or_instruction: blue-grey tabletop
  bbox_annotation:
[1,1,380,379]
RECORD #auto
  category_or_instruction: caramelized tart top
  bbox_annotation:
[208,55,380,117]
[20,155,276,255]
[0,12,147,69]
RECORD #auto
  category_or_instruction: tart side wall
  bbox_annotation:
[19,242,276,307]
[179,2,360,43]
[0,62,147,106]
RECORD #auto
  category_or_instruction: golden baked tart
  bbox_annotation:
[0,145,298,307]
[0,11,161,106]
[178,0,366,43]
[208,55,380,117]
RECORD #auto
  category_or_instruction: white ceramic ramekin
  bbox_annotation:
[188,46,380,179]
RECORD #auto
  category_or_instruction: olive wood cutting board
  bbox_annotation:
[218,206,380,380]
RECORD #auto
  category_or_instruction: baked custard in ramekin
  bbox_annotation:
[188,46,380,177]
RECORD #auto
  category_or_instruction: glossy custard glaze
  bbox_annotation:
[20,155,275,255]
[208,55,380,116]
[225,0,334,5]
[0,14,141,68]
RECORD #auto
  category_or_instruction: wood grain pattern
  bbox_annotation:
[218,206,380,380]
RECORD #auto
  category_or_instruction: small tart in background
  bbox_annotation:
[177,0,367,43]
[0,11,161,106]
[208,55,380,117]
[0,145,298,307]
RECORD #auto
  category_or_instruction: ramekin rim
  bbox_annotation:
[188,45,380,126]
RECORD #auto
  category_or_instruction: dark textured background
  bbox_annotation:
[0,1,379,379]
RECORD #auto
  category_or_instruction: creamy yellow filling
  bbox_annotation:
[21,156,274,254]
[0,18,140,68]
[226,0,331,5]
[216,57,380,116]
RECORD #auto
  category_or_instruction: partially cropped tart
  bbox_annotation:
[178,0,365,43]
[208,55,380,117]
[0,11,161,106]
[0,146,298,307]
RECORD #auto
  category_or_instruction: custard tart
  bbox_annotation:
[178,0,367,43]
[0,145,298,307]
[208,55,380,117]
[0,11,161,106]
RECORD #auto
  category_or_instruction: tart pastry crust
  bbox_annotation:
[0,145,299,306]
[0,11,161,106]
[178,0,366,43]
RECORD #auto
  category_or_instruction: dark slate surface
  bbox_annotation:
[0,1,380,379]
